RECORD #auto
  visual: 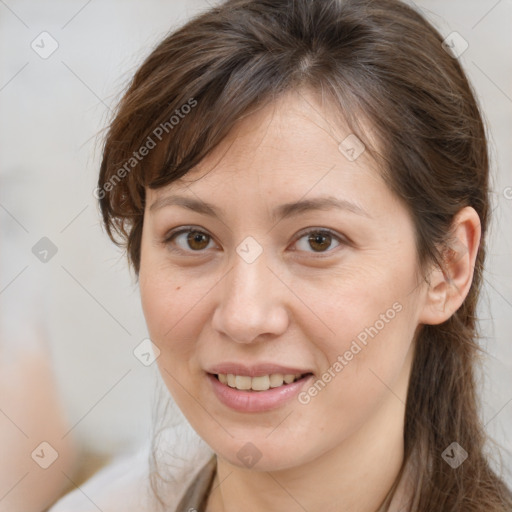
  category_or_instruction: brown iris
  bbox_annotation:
[186,231,210,250]
[308,232,332,252]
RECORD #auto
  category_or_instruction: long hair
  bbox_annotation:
[97,0,512,509]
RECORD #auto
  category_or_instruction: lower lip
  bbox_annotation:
[207,373,314,413]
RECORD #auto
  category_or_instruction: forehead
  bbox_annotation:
[150,89,382,199]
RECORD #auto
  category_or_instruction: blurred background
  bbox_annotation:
[0,0,511,509]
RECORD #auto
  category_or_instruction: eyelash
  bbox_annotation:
[161,226,347,257]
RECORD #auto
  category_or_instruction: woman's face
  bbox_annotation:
[139,89,429,471]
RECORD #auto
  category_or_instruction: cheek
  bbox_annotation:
[298,256,419,402]
[139,272,206,409]
[296,253,417,347]
[139,265,214,363]
[139,273,173,341]
[296,308,416,444]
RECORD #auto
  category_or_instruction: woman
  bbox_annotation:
[50,0,512,510]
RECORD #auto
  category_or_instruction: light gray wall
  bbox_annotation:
[1,0,511,484]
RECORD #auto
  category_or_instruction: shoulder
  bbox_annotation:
[47,445,154,512]
[47,439,215,512]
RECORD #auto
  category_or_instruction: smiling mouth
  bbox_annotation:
[212,372,314,392]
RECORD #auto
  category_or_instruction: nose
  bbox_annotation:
[211,246,290,344]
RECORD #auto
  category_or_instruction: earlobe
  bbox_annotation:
[418,206,481,326]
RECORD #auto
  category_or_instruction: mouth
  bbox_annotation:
[207,371,315,412]
[210,372,314,392]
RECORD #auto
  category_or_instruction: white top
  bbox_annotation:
[48,425,215,512]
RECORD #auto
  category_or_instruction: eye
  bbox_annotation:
[162,226,346,256]
[163,227,216,254]
[292,228,343,255]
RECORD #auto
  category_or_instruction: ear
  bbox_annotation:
[418,206,481,325]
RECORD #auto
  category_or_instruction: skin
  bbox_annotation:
[138,89,481,512]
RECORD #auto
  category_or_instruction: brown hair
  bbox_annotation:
[98,0,512,510]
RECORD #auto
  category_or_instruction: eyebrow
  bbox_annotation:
[149,194,371,220]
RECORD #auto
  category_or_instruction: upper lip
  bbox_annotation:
[206,362,314,378]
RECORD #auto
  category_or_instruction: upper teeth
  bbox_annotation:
[217,373,304,391]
